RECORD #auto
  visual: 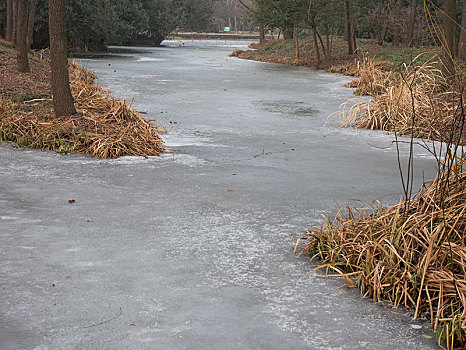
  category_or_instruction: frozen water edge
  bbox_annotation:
[0,40,441,350]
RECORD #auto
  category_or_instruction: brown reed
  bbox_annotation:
[300,154,465,349]
[0,59,165,159]
[339,56,464,144]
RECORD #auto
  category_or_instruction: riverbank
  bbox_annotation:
[0,38,165,158]
[234,37,465,349]
[231,36,429,72]
[232,37,464,144]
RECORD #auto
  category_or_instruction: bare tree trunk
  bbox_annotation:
[459,0,466,60]
[314,27,327,60]
[325,23,331,58]
[294,22,300,59]
[344,2,349,42]
[312,28,320,64]
[345,0,357,54]
[351,4,357,53]
[406,0,417,47]
[442,0,457,77]
[48,0,76,117]
[393,0,403,46]
[12,0,18,44]
[6,0,13,42]
[27,0,36,48]
[16,0,30,72]
[259,26,266,44]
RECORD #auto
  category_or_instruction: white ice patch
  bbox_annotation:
[109,156,161,164]
[19,246,35,250]
[65,248,80,253]
[1,216,20,220]
[163,134,210,147]
[136,57,168,62]
[410,324,423,329]
[171,154,208,167]
[77,261,100,267]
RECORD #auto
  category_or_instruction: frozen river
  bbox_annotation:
[0,40,439,349]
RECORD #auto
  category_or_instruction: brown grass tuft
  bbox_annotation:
[300,154,466,349]
[0,50,165,158]
[339,56,464,144]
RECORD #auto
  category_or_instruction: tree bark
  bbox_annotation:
[48,0,76,116]
[406,0,417,47]
[16,0,30,73]
[459,0,466,60]
[259,26,266,44]
[325,23,331,58]
[312,28,320,64]
[12,0,18,44]
[27,0,36,48]
[6,0,13,42]
[345,0,357,54]
[392,0,403,46]
[442,0,457,77]
[294,22,300,59]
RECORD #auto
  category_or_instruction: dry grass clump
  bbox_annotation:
[300,154,465,349]
[327,62,359,76]
[229,49,244,57]
[340,56,464,143]
[344,58,393,96]
[0,59,165,158]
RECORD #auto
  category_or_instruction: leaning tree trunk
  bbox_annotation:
[442,0,457,78]
[16,0,30,72]
[6,0,13,42]
[48,0,76,116]
[406,0,417,47]
[27,0,36,48]
[312,28,321,64]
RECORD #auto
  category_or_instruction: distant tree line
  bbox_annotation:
[1,0,213,51]
[242,0,466,65]
[211,0,255,32]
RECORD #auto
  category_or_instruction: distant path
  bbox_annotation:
[173,32,273,40]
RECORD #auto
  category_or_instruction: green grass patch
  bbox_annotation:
[370,47,438,70]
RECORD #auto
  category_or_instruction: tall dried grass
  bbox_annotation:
[302,46,466,348]
[300,153,465,348]
[339,56,464,144]
[0,61,165,158]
